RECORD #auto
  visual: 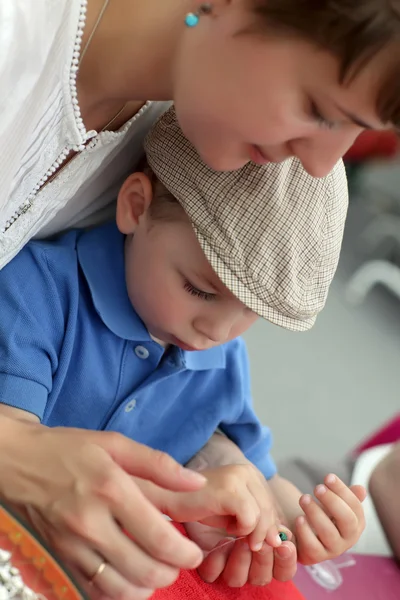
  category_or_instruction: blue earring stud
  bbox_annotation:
[185,4,212,27]
[185,12,200,27]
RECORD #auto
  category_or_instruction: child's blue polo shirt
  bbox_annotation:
[0,223,276,478]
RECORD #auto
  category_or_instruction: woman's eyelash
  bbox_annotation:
[184,279,215,301]
[310,102,337,131]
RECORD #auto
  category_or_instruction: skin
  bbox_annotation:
[79,0,391,177]
[0,0,391,596]
[117,173,259,351]
[116,172,367,587]
[0,169,367,597]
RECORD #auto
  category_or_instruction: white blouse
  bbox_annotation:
[0,0,169,269]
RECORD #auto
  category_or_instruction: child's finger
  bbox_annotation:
[316,476,364,539]
[324,474,365,522]
[246,479,279,551]
[264,523,293,550]
[247,508,288,552]
[222,539,252,587]
[350,484,367,502]
[295,516,326,562]
[248,542,274,586]
[204,492,260,536]
[300,494,340,548]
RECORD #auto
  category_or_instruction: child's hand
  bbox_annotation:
[182,464,297,586]
[191,464,287,551]
[184,521,297,587]
[295,474,366,565]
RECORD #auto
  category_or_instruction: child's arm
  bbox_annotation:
[186,431,251,469]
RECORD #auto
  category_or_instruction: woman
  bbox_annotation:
[1,0,399,598]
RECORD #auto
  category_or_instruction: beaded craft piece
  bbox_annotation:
[0,505,85,600]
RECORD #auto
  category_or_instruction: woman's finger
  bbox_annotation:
[93,472,204,578]
[50,531,155,598]
[95,432,207,491]
[86,509,187,589]
[70,566,154,600]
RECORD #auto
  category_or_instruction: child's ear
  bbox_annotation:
[116,173,153,234]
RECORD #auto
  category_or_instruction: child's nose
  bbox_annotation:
[194,315,233,345]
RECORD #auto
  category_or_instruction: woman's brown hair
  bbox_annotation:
[253,0,400,128]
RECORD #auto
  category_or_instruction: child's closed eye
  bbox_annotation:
[184,279,216,301]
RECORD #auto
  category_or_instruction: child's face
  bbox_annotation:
[117,174,258,350]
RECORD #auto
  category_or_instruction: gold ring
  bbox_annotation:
[89,560,107,585]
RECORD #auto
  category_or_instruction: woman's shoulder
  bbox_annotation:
[0,0,78,109]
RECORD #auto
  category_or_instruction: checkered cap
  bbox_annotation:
[144,107,348,331]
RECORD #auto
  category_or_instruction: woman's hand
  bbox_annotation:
[0,416,206,600]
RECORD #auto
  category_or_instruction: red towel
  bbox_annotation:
[151,524,306,600]
[152,568,306,600]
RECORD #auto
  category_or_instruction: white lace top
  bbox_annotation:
[0,0,169,269]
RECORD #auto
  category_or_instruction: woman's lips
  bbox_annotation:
[249,145,272,165]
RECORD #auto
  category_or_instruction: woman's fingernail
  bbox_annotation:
[316,485,327,496]
[253,542,263,552]
[276,545,292,559]
[297,516,306,526]
[326,474,336,485]
[302,494,312,505]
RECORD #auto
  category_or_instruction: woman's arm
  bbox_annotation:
[0,414,207,598]
[368,443,400,561]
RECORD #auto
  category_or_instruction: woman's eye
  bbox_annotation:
[184,279,215,301]
[310,101,337,131]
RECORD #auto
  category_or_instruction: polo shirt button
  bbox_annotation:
[125,399,137,413]
[135,345,149,359]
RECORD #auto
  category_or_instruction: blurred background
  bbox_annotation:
[244,131,400,461]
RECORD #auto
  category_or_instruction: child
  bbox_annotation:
[0,108,364,586]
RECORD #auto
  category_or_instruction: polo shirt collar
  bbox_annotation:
[77,222,225,370]
[181,346,225,371]
[77,222,150,342]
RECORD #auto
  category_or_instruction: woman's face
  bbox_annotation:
[173,4,388,177]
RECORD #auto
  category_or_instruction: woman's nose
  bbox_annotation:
[293,128,361,178]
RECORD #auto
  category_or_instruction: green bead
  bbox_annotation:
[279,532,288,542]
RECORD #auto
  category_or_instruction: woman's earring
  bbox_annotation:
[185,4,212,27]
